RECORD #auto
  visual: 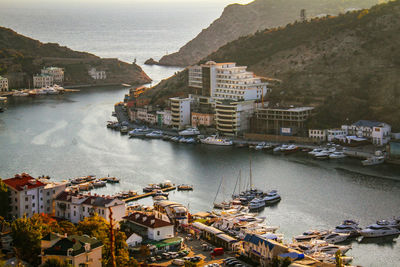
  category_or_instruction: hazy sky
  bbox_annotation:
[1,0,253,8]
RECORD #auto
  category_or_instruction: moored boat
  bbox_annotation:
[177,184,193,191]
[362,156,385,166]
[200,135,232,146]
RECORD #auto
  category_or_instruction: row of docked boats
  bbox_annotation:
[12,85,65,97]
[308,146,347,159]
[68,175,119,191]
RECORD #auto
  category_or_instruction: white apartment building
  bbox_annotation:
[33,74,54,88]
[308,129,327,141]
[4,173,67,218]
[41,67,64,84]
[188,61,269,101]
[153,200,189,226]
[88,68,107,80]
[215,99,255,136]
[0,76,9,91]
[54,192,126,224]
[327,129,346,142]
[170,97,191,130]
[342,120,391,145]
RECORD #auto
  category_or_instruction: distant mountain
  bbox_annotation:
[143,0,400,130]
[0,27,151,88]
[153,0,383,67]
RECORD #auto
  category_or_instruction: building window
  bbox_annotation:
[32,195,35,199]
[47,192,50,196]
[82,207,85,212]
[32,203,35,207]
[25,205,28,210]
[74,211,76,216]
[157,231,160,236]
[25,197,28,201]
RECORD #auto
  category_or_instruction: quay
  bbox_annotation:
[123,186,176,202]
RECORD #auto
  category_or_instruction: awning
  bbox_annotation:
[192,222,208,230]
[217,234,238,243]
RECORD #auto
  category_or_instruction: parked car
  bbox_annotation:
[223,257,236,263]
[211,247,224,256]
[162,253,170,259]
[170,252,179,258]
[148,257,156,262]
[190,256,202,262]
[155,255,162,261]
[172,259,185,266]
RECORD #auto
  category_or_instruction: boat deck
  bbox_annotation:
[123,186,176,202]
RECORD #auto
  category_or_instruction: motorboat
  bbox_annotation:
[153,190,169,197]
[153,195,168,201]
[334,220,362,236]
[120,126,129,134]
[13,91,29,97]
[129,127,151,137]
[185,137,196,144]
[78,182,93,191]
[177,184,193,191]
[263,190,281,205]
[255,142,266,150]
[115,190,137,199]
[248,198,265,211]
[200,135,232,146]
[377,218,400,229]
[281,144,299,154]
[179,127,200,136]
[93,180,106,188]
[329,151,347,159]
[294,230,329,242]
[360,223,400,238]
[106,177,120,183]
[146,130,163,139]
[213,201,231,209]
[323,233,350,244]
[308,148,323,156]
[143,184,161,192]
[310,243,352,255]
[273,144,288,153]
[362,156,385,166]
[314,150,330,160]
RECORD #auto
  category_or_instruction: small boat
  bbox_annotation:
[263,190,281,205]
[314,151,330,160]
[129,127,151,137]
[323,233,350,244]
[248,198,265,211]
[120,126,129,134]
[179,127,200,136]
[294,230,329,242]
[281,144,299,154]
[153,195,168,201]
[308,148,323,156]
[78,182,93,191]
[115,190,137,199]
[200,135,232,146]
[106,177,120,183]
[143,184,161,192]
[146,130,163,139]
[362,156,385,166]
[329,151,347,159]
[360,223,400,238]
[310,243,352,255]
[93,180,106,188]
[153,190,168,197]
[255,142,266,150]
[177,184,193,191]
[273,144,287,153]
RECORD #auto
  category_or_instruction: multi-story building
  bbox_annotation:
[250,106,314,136]
[41,233,103,267]
[188,61,269,101]
[215,100,255,136]
[88,68,106,80]
[156,110,172,127]
[33,74,54,88]
[4,173,67,218]
[41,67,64,84]
[308,129,327,142]
[123,212,174,241]
[153,200,189,226]
[170,97,191,130]
[54,191,126,223]
[327,129,347,142]
[342,120,391,145]
[0,76,9,91]
[190,95,216,128]
[191,112,215,127]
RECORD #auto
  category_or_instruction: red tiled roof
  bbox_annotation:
[124,212,172,229]
[3,174,45,191]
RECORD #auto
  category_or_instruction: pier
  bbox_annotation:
[122,186,176,202]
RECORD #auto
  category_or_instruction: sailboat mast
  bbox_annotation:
[213,176,224,204]
[239,169,242,194]
[249,157,253,190]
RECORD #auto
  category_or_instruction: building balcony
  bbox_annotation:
[171,107,180,112]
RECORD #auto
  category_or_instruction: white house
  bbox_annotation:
[372,125,392,145]
[188,61,269,101]
[327,129,347,142]
[54,192,126,223]
[41,67,64,84]
[4,173,67,218]
[308,129,327,142]
[153,200,189,226]
[170,97,191,130]
[126,233,143,248]
[33,74,53,88]
[123,212,174,241]
[88,68,106,80]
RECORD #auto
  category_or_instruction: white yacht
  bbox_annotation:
[273,144,288,153]
[323,233,350,244]
[146,130,163,138]
[255,142,266,150]
[329,151,347,159]
[248,198,265,210]
[294,230,329,242]
[360,223,400,238]
[129,127,151,137]
[179,127,200,136]
[200,135,232,146]
[362,156,385,166]
[311,244,352,255]
[334,220,362,236]
[263,190,281,205]
[308,148,323,156]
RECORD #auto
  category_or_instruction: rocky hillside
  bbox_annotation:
[0,27,151,88]
[154,0,382,67]
[144,0,400,130]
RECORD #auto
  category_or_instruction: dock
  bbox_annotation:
[123,186,176,203]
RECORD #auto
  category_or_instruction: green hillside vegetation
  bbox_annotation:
[145,0,400,131]
[0,27,151,88]
[156,0,383,66]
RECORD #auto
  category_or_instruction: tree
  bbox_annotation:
[335,250,343,267]
[11,215,43,266]
[0,179,9,218]
[42,258,72,267]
